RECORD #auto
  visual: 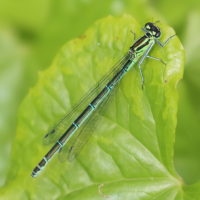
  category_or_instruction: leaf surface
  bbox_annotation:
[0,14,189,200]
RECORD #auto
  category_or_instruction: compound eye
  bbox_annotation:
[155,31,161,38]
[145,23,153,30]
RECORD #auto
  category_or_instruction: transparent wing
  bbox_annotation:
[58,84,118,162]
[43,52,131,145]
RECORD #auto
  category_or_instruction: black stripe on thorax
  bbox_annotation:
[136,39,150,51]
[130,35,147,49]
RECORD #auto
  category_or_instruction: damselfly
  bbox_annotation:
[31,22,176,178]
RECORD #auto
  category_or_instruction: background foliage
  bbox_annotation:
[0,0,199,197]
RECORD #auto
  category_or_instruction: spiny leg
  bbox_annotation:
[130,30,136,43]
[139,34,175,89]
[142,27,148,33]
[146,55,166,65]
[140,53,167,89]
[156,34,176,47]
[138,43,154,89]
[138,62,145,89]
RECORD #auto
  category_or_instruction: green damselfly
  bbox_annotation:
[31,22,175,178]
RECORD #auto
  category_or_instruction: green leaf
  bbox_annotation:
[0,14,189,199]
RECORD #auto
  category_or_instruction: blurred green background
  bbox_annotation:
[0,0,199,187]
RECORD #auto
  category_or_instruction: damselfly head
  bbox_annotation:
[144,22,161,39]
